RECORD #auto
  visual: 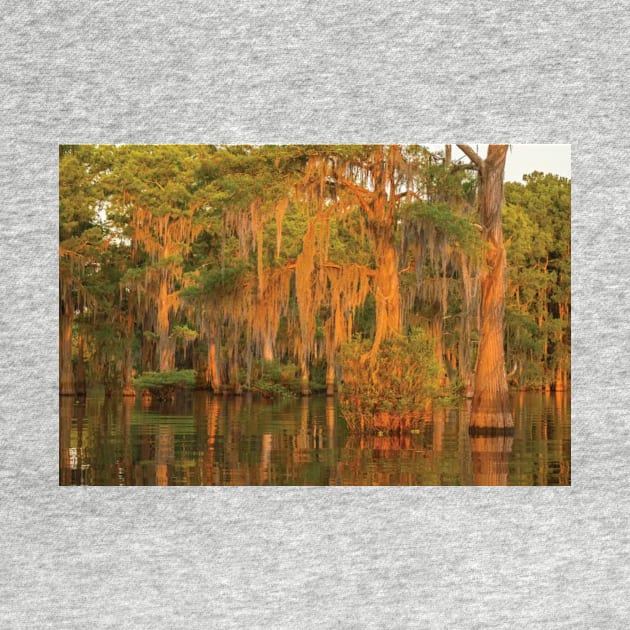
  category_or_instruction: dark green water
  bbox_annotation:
[59,391,570,486]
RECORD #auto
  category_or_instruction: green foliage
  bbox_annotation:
[59,145,570,412]
[249,360,300,398]
[247,359,327,398]
[182,261,251,300]
[171,325,198,342]
[339,329,440,433]
[503,173,571,388]
[327,211,374,266]
[134,369,196,390]
[400,200,483,257]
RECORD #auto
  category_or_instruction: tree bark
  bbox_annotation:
[142,334,155,372]
[122,343,136,397]
[459,254,475,398]
[229,341,241,395]
[75,333,87,396]
[299,356,310,396]
[325,361,336,396]
[262,334,274,362]
[157,274,174,371]
[208,332,221,394]
[194,343,209,389]
[122,315,136,397]
[369,223,401,360]
[59,310,74,396]
[458,144,513,432]
[338,146,402,362]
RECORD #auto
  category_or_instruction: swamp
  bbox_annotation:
[59,144,570,486]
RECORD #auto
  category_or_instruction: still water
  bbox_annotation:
[59,391,570,486]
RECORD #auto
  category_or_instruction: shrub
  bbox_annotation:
[339,329,440,434]
[134,369,195,400]
[248,359,328,398]
[249,359,300,398]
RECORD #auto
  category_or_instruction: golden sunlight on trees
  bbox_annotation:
[59,144,570,435]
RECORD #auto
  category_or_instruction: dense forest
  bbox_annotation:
[59,144,570,434]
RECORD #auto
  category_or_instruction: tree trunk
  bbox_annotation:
[157,275,174,371]
[75,333,87,396]
[59,310,74,396]
[122,315,136,397]
[122,342,136,396]
[326,361,335,396]
[369,224,401,358]
[229,341,241,395]
[445,144,452,166]
[430,309,448,387]
[555,367,568,392]
[299,356,310,396]
[262,334,274,362]
[459,144,513,432]
[208,337,221,393]
[194,343,209,389]
[343,146,402,362]
[141,313,157,372]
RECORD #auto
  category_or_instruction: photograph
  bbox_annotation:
[5,0,629,625]
[59,144,570,486]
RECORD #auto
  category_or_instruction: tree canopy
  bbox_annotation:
[59,144,570,432]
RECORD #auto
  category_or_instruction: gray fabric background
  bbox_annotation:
[0,1,627,627]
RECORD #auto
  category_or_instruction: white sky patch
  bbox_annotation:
[424,144,571,183]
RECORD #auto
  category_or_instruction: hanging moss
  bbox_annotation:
[60,145,570,431]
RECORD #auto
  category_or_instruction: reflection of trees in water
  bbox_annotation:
[119,398,133,485]
[555,391,571,485]
[154,425,174,486]
[59,396,74,485]
[340,432,425,485]
[60,391,570,486]
[200,396,333,485]
[59,396,89,485]
[193,391,221,486]
[470,434,513,486]
[509,391,570,485]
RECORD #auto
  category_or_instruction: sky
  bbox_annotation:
[425,144,571,183]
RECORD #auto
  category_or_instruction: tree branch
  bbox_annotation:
[456,145,484,169]
[285,260,376,277]
[336,175,375,218]
[451,162,479,173]
[395,190,422,201]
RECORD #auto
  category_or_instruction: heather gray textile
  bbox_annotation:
[0,1,627,627]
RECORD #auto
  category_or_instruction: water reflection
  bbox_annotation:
[59,391,570,486]
[470,435,513,486]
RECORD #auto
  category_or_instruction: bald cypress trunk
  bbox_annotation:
[262,335,274,362]
[142,334,155,372]
[299,356,310,397]
[371,224,401,351]
[157,275,174,372]
[326,361,336,396]
[59,310,74,396]
[75,333,87,396]
[122,343,136,397]
[465,145,513,432]
[206,320,222,394]
[121,312,136,397]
